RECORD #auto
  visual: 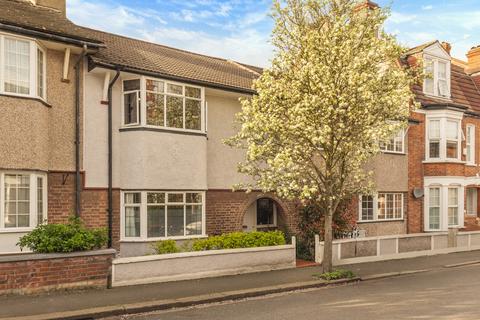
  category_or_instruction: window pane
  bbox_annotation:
[123,79,140,91]
[438,61,447,79]
[125,207,140,237]
[429,120,440,139]
[446,141,458,159]
[361,196,374,220]
[377,194,386,219]
[429,142,440,158]
[147,206,165,238]
[424,59,434,95]
[4,174,30,228]
[186,193,202,203]
[168,193,184,203]
[147,192,165,204]
[429,188,440,206]
[186,205,202,235]
[37,49,44,98]
[446,121,458,139]
[429,207,440,230]
[167,83,183,95]
[146,79,164,93]
[185,99,201,130]
[185,86,201,98]
[448,207,458,226]
[166,96,183,128]
[167,205,184,236]
[124,92,138,124]
[448,188,458,206]
[257,198,274,225]
[146,93,165,126]
[4,38,30,95]
[124,192,141,204]
[37,177,44,224]
[467,188,477,216]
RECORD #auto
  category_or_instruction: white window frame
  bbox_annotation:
[424,178,465,232]
[425,112,463,162]
[121,75,205,133]
[423,54,451,99]
[0,171,47,233]
[120,190,206,241]
[466,188,477,216]
[447,187,459,227]
[358,193,404,222]
[0,32,47,100]
[380,129,405,154]
[466,124,475,165]
[121,78,141,126]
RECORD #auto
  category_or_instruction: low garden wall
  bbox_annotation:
[0,249,116,295]
[315,231,480,265]
[112,237,296,287]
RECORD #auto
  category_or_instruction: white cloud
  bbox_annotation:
[389,12,417,24]
[421,5,433,11]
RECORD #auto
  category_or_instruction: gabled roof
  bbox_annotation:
[406,41,480,113]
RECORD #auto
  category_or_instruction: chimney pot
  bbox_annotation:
[441,42,452,55]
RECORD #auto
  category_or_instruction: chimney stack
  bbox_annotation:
[441,42,452,55]
[354,0,379,12]
[32,0,66,16]
[466,46,480,76]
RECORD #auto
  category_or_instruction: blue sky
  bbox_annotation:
[67,0,480,67]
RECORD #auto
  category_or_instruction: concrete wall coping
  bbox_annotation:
[319,232,458,245]
[114,242,295,265]
[0,249,116,263]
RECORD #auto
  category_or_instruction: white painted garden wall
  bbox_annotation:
[315,231,480,265]
[112,237,296,287]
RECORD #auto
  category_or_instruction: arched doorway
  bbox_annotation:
[243,197,283,232]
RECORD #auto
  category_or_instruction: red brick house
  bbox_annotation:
[1,0,480,257]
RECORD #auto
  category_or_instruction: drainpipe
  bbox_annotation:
[107,69,121,248]
[74,45,88,218]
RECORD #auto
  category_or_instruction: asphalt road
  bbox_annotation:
[111,264,480,320]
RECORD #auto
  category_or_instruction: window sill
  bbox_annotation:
[0,228,34,234]
[0,93,51,108]
[357,219,404,224]
[119,126,207,137]
[120,235,208,242]
[466,163,477,167]
[422,160,465,164]
[380,151,406,156]
[422,93,452,101]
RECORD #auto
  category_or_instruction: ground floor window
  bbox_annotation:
[0,172,47,231]
[424,184,463,231]
[466,188,477,216]
[359,193,404,222]
[121,191,205,240]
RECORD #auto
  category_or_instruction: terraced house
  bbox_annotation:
[1,0,480,256]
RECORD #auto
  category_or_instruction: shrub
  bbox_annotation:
[315,269,356,281]
[17,217,107,253]
[192,231,286,251]
[151,240,180,254]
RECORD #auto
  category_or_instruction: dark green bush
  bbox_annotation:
[192,231,286,251]
[17,217,107,253]
[151,240,180,254]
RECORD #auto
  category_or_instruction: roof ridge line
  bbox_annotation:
[226,60,261,76]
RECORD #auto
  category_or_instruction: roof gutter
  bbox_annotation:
[0,22,105,49]
[89,59,256,95]
[74,45,88,218]
[107,69,121,249]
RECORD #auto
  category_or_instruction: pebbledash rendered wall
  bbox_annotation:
[0,249,115,295]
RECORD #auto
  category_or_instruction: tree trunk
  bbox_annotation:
[322,208,334,273]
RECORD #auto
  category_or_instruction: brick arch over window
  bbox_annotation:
[205,190,300,236]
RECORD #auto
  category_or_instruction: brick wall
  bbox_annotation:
[48,172,121,250]
[206,190,300,236]
[0,250,115,295]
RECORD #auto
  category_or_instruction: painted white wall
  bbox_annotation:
[0,232,29,253]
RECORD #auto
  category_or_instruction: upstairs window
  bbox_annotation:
[0,33,46,99]
[380,130,404,154]
[423,56,450,98]
[122,76,204,132]
[446,120,459,159]
[426,117,461,161]
[428,120,440,159]
[466,124,475,164]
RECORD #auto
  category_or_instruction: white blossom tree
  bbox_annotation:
[226,0,421,272]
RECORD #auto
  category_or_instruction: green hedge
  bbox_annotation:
[191,231,286,251]
[151,240,181,254]
[18,217,107,253]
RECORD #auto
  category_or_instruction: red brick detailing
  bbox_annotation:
[407,112,425,233]
[48,172,121,250]
[0,251,114,295]
[205,190,300,236]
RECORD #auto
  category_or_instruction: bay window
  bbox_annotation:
[426,116,461,161]
[122,191,205,240]
[123,76,204,132]
[0,33,46,99]
[0,172,47,231]
[359,193,404,222]
[424,181,464,231]
[423,55,450,98]
[466,188,477,216]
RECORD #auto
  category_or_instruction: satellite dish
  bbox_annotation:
[413,188,424,198]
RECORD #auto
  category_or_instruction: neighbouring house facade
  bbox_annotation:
[1,0,480,256]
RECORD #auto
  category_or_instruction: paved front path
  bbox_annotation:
[1,250,480,319]
[108,263,480,320]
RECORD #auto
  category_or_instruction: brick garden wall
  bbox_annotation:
[0,249,115,295]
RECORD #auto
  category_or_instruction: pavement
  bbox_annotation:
[118,260,480,320]
[1,250,480,320]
